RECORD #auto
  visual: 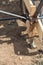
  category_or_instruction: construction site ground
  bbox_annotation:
[0,0,43,65]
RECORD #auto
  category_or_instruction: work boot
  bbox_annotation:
[29,39,37,49]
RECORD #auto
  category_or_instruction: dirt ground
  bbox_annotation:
[0,0,43,65]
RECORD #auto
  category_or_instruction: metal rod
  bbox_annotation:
[37,16,43,19]
[33,0,43,18]
[0,10,43,22]
[0,16,43,21]
[0,10,26,20]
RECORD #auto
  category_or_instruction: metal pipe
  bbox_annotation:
[37,16,43,19]
[0,10,26,20]
[0,16,43,21]
[0,10,43,22]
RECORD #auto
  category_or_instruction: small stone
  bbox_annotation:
[26,39,29,43]
[2,1,6,4]
[9,0,14,2]
[19,56,22,60]
[9,0,12,2]
[18,51,20,55]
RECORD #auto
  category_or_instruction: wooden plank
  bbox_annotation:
[23,0,36,16]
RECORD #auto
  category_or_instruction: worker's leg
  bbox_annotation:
[26,20,37,48]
